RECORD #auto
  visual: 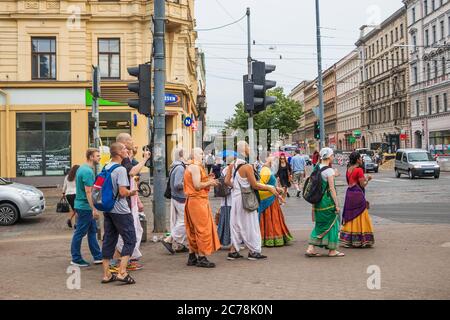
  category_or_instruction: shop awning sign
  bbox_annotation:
[165,93,180,106]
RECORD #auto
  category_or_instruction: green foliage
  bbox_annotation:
[224,87,302,138]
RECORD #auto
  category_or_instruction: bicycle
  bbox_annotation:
[138,181,152,197]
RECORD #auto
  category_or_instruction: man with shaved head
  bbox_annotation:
[183,148,221,268]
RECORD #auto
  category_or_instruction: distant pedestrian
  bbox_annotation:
[258,157,293,247]
[217,164,232,248]
[253,155,264,174]
[70,149,102,267]
[212,157,223,179]
[63,165,79,228]
[312,150,320,165]
[161,148,188,254]
[290,150,306,198]
[206,153,215,175]
[340,152,374,248]
[305,147,344,257]
[101,142,138,285]
[225,141,279,261]
[276,155,292,198]
[184,148,221,268]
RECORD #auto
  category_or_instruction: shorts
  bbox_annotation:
[293,171,305,185]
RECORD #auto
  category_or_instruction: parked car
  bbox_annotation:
[0,178,45,226]
[394,149,440,179]
[362,155,379,173]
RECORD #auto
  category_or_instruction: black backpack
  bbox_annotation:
[164,163,187,199]
[302,165,330,204]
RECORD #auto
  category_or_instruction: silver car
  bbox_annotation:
[0,178,45,226]
[394,149,440,179]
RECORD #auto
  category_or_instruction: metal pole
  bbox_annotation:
[153,0,166,233]
[315,0,325,150]
[246,7,255,163]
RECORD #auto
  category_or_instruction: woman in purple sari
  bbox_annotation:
[340,152,375,248]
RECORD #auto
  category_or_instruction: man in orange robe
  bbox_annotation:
[184,148,221,268]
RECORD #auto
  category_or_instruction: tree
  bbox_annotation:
[225,87,302,138]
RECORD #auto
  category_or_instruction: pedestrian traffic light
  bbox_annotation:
[127,64,151,116]
[243,60,277,114]
[314,121,320,140]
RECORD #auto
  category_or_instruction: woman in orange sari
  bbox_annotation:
[258,157,293,247]
[340,152,375,248]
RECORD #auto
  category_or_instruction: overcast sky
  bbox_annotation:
[194,0,404,121]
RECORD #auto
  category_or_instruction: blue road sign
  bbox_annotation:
[184,116,192,127]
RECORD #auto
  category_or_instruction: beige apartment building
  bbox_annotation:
[303,65,337,154]
[336,50,362,151]
[356,7,411,153]
[0,0,202,185]
[288,80,308,150]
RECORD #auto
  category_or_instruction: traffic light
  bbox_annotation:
[92,66,101,99]
[314,121,320,139]
[243,60,277,114]
[127,64,151,116]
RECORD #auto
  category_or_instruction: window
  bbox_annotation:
[432,25,437,44]
[88,112,131,147]
[427,63,431,80]
[424,0,428,15]
[98,38,120,79]
[428,96,433,114]
[381,37,384,50]
[391,30,394,44]
[445,93,448,112]
[31,37,56,80]
[441,20,445,40]
[432,0,435,10]
[416,100,420,116]
[400,24,404,39]
[401,48,405,63]
[436,95,440,113]
[442,56,446,76]
[16,113,71,177]
[413,66,418,84]
[412,7,416,23]
[376,40,379,54]
[385,34,388,48]
[425,29,429,47]
[395,27,399,41]
[435,60,439,78]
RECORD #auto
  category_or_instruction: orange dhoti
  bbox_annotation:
[184,196,221,256]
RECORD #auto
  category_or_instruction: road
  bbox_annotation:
[1,166,450,299]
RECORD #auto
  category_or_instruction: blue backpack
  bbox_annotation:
[92,164,121,212]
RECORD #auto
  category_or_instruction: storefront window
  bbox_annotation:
[88,112,131,147]
[429,130,450,155]
[16,113,71,177]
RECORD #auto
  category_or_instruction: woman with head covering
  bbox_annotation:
[258,157,293,247]
[305,147,344,257]
[340,152,374,248]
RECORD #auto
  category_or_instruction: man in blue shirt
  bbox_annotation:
[290,149,306,198]
[71,148,102,267]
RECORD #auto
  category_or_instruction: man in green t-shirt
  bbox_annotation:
[70,148,102,267]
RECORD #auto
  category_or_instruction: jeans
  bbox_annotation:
[70,209,102,262]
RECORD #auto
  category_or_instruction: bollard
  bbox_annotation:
[140,213,147,242]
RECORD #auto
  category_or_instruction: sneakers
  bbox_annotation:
[161,240,175,255]
[70,260,90,267]
[175,245,189,253]
[127,261,144,271]
[227,252,244,260]
[93,259,103,265]
[248,252,267,261]
[296,191,301,198]
[196,256,216,268]
[187,253,198,266]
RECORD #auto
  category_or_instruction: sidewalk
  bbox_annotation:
[1,224,450,299]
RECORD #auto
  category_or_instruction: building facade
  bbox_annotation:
[0,0,202,185]
[404,0,450,155]
[357,7,411,153]
[288,80,308,150]
[303,65,337,154]
[336,50,362,151]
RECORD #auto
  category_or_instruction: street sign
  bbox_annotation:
[184,116,192,127]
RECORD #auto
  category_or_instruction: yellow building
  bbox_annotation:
[0,0,201,185]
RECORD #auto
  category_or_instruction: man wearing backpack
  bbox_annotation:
[161,148,188,254]
[101,142,139,285]
[70,148,103,267]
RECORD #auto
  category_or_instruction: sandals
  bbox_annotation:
[305,251,322,257]
[328,251,345,257]
[101,273,117,284]
[116,273,136,285]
